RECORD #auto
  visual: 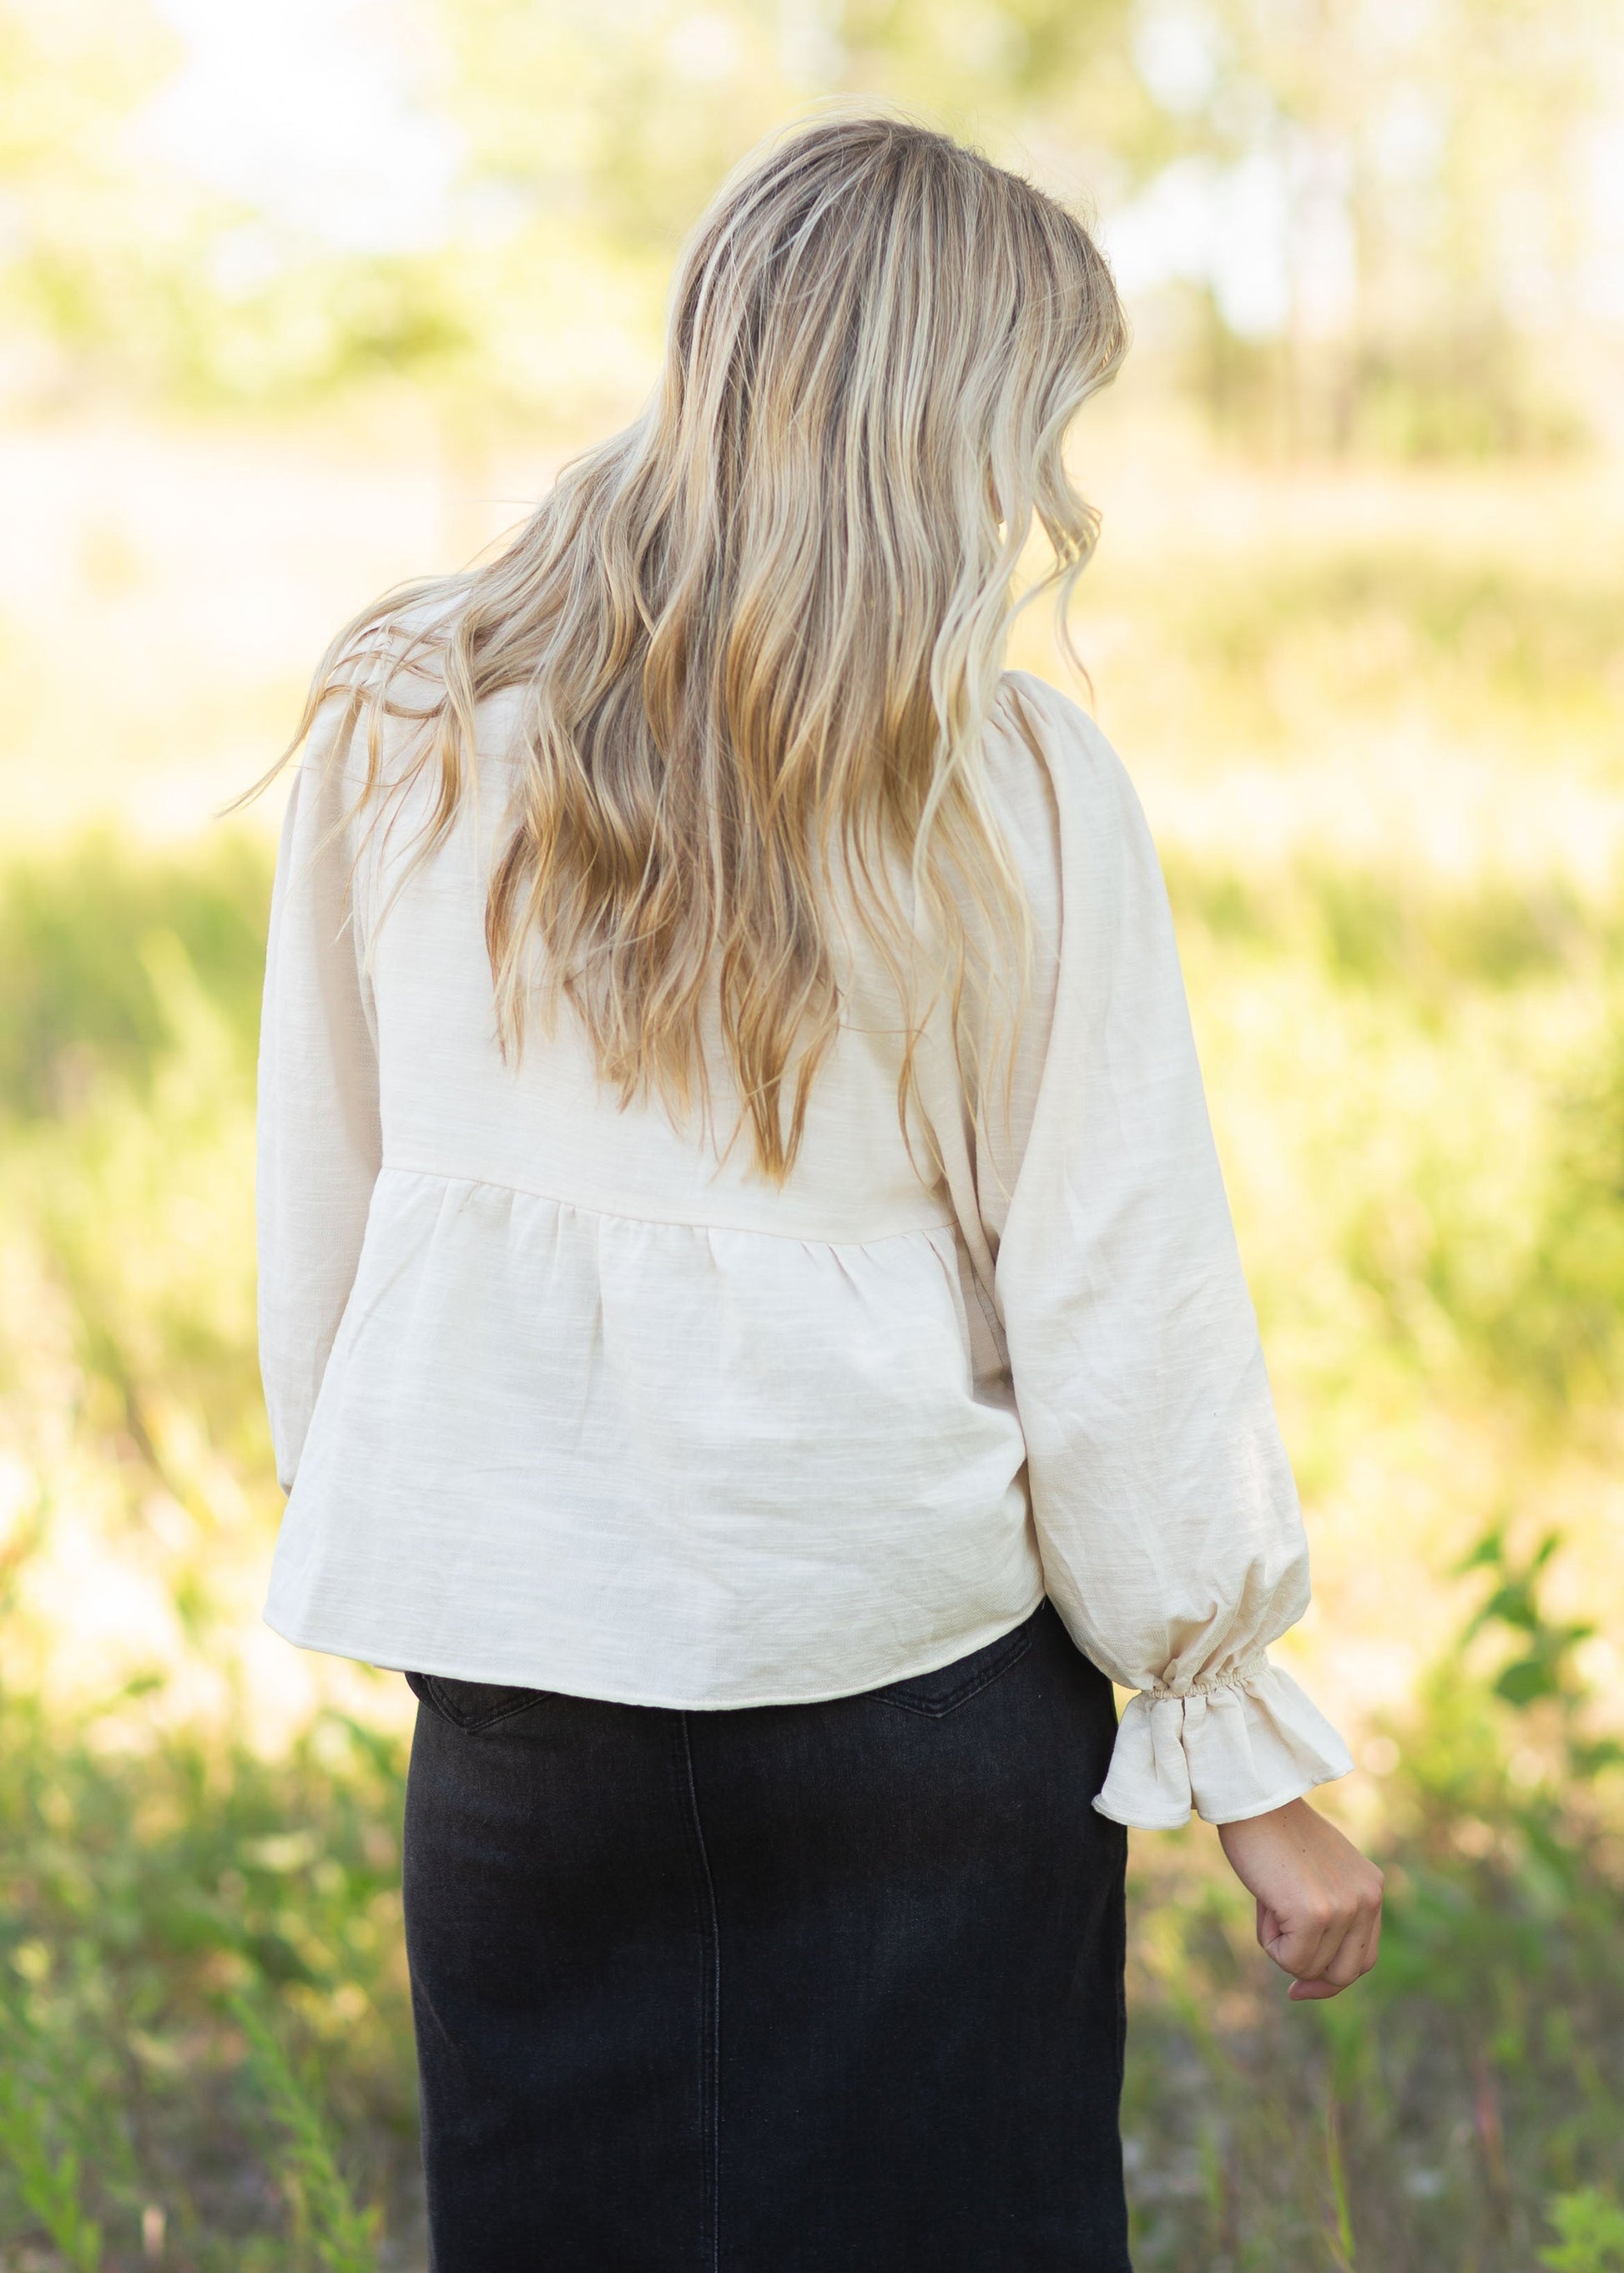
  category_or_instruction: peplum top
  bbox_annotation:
[256,653,1351,1828]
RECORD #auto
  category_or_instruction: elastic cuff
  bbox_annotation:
[1091,1657,1353,1831]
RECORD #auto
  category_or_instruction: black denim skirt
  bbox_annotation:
[401,1597,1131,2272]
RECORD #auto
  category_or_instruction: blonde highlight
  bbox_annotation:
[269,114,1128,1180]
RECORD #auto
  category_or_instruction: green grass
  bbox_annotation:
[1122,1532,1624,2270]
[0,1681,416,2269]
[0,833,419,2266]
[1160,551,1624,742]
[0,833,271,1122]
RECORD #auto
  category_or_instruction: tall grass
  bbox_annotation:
[0,487,1620,2265]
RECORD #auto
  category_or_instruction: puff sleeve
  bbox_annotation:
[990,678,1351,1828]
[255,698,381,1494]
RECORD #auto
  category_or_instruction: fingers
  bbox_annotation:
[1314,1903,1379,1988]
[1259,1907,1340,1983]
[1258,1873,1384,1998]
[1288,1925,1375,1999]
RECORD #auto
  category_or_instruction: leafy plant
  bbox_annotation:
[1459,1527,1599,1711]
[231,1993,381,2273]
[0,2069,103,2273]
[1541,2189,1624,2273]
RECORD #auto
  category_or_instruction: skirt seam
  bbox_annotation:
[677,1711,723,2272]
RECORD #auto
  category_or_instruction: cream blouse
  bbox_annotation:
[257,653,1351,1830]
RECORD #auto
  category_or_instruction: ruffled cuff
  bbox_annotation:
[1092,1654,1353,1830]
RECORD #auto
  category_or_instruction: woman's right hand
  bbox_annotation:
[1216,1797,1384,2000]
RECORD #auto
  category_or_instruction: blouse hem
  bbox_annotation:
[261,1590,1049,1715]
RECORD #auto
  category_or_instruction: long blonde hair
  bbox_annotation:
[282,113,1127,1179]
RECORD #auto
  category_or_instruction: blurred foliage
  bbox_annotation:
[0,0,1617,446]
[1541,2190,1624,2273]
[1158,850,1624,1412]
[1138,548,1624,742]
[0,1679,415,2269]
[229,1993,386,2271]
[0,833,269,1120]
[0,0,472,412]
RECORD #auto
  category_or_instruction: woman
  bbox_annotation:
[256,113,1381,2272]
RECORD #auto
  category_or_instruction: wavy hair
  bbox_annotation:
[275,113,1127,1179]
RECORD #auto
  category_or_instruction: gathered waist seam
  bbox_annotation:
[376,1158,956,1249]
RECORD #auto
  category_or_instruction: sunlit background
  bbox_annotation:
[2,2,1622,2266]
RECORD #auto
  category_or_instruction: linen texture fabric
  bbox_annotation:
[256,656,1352,1829]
